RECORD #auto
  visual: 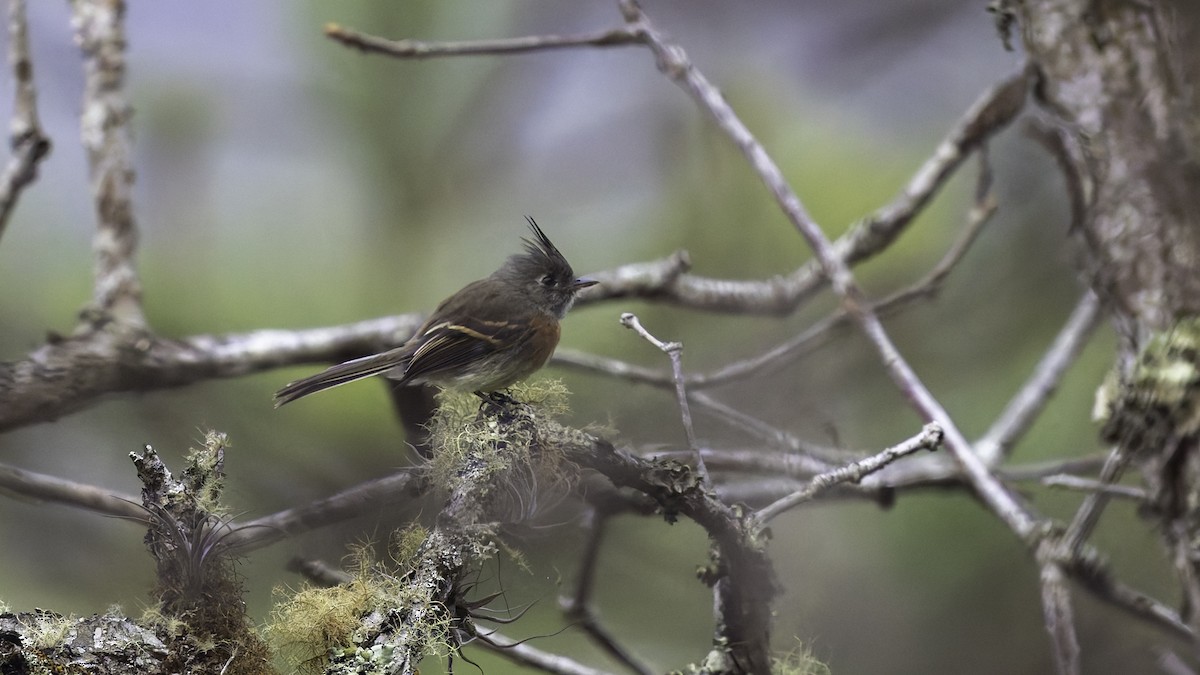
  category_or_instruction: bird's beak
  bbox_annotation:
[572,277,599,291]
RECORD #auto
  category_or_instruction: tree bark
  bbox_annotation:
[1016,0,1200,345]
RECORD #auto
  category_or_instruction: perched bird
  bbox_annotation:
[274,218,596,407]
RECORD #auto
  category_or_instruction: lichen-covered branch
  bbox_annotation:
[309,394,567,674]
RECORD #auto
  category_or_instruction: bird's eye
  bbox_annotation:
[539,274,555,286]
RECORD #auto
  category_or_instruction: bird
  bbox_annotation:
[274,217,597,407]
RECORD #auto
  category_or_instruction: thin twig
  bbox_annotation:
[646,446,841,480]
[1037,554,1081,675]
[756,423,942,523]
[975,291,1103,464]
[872,149,998,311]
[326,22,642,59]
[648,448,1112,508]
[620,312,708,482]
[472,629,615,675]
[1042,474,1147,501]
[225,470,428,552]
[560,162,999,393]
[880,291,1107,488]
[1066,551,1194,643]
[559,508,654,675]
[997,454,1108,481]
[1059,447,1128,558]
[832,69,1029,272]
[716,476,898,509]
[0,0,51,243]
[0,461,143,519]
[688,391,851,468]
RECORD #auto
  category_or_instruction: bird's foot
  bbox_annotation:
[473,389,532,424]
[475,390,519,407]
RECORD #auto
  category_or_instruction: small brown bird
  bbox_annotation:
[274,218,596,407]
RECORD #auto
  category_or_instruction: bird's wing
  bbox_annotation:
[400,318,529,384]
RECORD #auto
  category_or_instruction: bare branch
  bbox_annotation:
[0,460,142,519]
[997,454,1108,482]
[559,508,654,675]
[1042,474,1147,501]
[975,291,1104,464]
[1066,551,1194,643]
[325,22,642,58]
[688,390,849,469]
[587,72,1025,317]
[553,347,668,387]
[226,470,429,553]
[1059,447,1129,558]
[472,629,615,675]
[70,0,143,324]
[878,290,1106,489]
[873,148,998,310]
[1037,555,1081,675]
[0,0,51,242]
[0,314,424,433]
[756,423,942,523]
[832,69,1028,273]
[649,449,1112,510]
[620,312,707,481]
[0,455,429,557]
[647,445,841,480]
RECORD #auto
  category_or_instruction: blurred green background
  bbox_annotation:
[0,1,1174,673]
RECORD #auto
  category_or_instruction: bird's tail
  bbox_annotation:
[274,349,408,407]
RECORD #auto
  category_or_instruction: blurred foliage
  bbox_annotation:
[0,1,1167,673]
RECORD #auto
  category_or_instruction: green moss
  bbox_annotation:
[267,545,453,675]
[1099,316,1200,445]
[772,641,831,675]
[268,580,379,675]
[182,431,230,514]
[425,379,579,515]
[389,524,429,569]
[18,611,75,650]
[267,383,585,672]
[140,606,188,638]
